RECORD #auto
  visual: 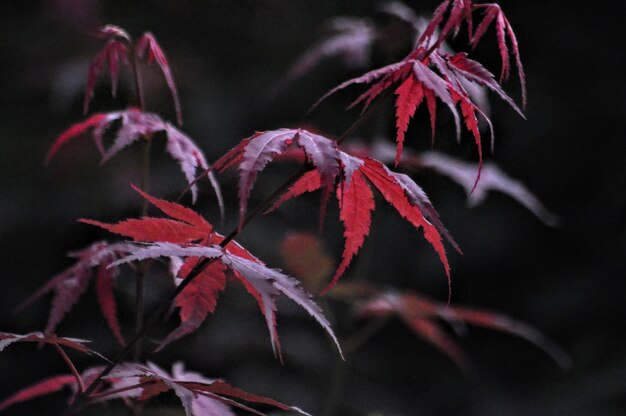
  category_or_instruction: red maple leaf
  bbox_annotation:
[205,128,341,228]
[0,366,107,412]
[46,108,222,205]
[83,25,130,115]
[320,140,557,226]
[136,33,183,126]
[471,3,526,106]
[356,289,570,371]
[86,186,340,357]
[83,25,183,125]
[97,361,311,416]
[0,374,77,412]
[266,141,458,296]
[16,242,135,346]
[311,0,524,185]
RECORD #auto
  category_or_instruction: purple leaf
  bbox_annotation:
[136,33,183,126]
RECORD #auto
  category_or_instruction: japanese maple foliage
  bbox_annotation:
[354,288,570,371]
[248,130,458,294]
[311,0,525,183]
[45,108,222,204]
[84,25,182,125]
[15,242,136,346]
[83,185,340,357]
[0,362,306,416]
[0,1,563,415]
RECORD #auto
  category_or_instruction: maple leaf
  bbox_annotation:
[471,3,526,107]
[136,32,183,126]
[267,144,457,296]
[206,128,341,227]
[0,374,77,412]
[112,242,341,359]
[418,151,559,226]
[86,186,340,357]
[45,108,222,205]
[0,366,107,412]
[83,25,130,115]
[0,331,99,355]
[310,0,525,184]
[98,361,311,416]
[83,26,183,125]
[280,17,376,91]
[16,242,135,346]
[335,140,557,226]
[355,289,570,370]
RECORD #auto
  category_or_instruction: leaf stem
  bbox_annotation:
[52,341,85,395]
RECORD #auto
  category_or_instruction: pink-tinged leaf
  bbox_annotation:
[439,0,467,40]
[221,251,342,359]
[100,110,161,163]
[16,242,133,341]
[294,130,340,226]
[394,75,425,165]
[96,263,125,345]
[412,59,461,141]
[361,159,450,296]
[95,25,130,41]
[404,314,469,369]
[358,292,469,369]
[213,129,340,227]
[505,15,527,108]
[112,239,339,358]
[392,172,460,252]
[48,109,219,204]
[442,306,570,369]
[238,129,296,224]
[471,4,526,108]
[164,124,222,205]
[136,33,183,125]
[0,375,77,412]
[347,65,410,112]
[323,169,374,295]
[45,113,107,165]
[495,12,510,82]
[416,0,450,47]
[84,39,129,115]
[110,242,223,268]
[447,53,523,117]
[156,260,227,351]
[419,151,559,225]
[107,361,309,416]
[281,17,375,90]
[311,60,408,111]
[357,289,569,370]
[0,332,95,355]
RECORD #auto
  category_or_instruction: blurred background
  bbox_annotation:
[0,0,624,415]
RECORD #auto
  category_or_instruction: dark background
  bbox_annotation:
[1,1,625,415]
